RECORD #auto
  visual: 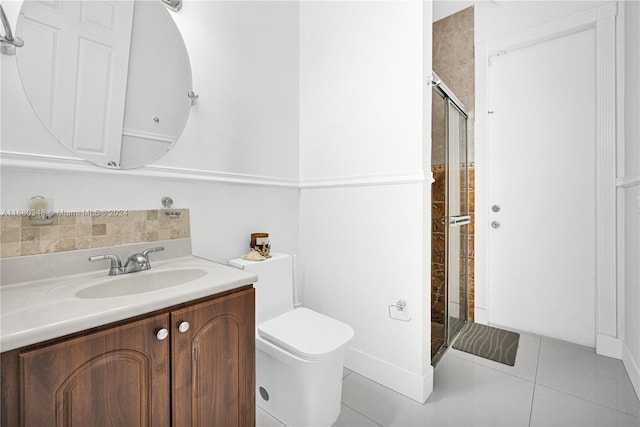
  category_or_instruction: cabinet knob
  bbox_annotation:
[178,321,190,333]
[156,328,169,341]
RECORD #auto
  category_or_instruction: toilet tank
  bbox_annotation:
[229,253,294,325]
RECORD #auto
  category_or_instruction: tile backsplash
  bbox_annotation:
[0,209,190,258]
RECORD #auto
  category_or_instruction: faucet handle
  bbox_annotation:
[88,254,122,265]
[88,254,123,276]
[142,246,165,260]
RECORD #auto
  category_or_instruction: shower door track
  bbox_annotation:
[429,71,468,119]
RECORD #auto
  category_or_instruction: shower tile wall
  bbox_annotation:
[431,163,446,326]
[432,6,475,331]
[0,210,190,258]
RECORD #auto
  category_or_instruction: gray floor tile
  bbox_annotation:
[531,384,640,427]
[342,353,535,426]
[257,333,639,427]
[536,338,640,417]
[333,404,381,426]
[411,354,534,426]
[257,396,380,426]
[342,371,424,426]
[256,406,284,427]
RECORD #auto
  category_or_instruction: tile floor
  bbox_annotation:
[257,333,640,426]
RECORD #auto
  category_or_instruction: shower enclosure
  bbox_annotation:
[430,72,470,364]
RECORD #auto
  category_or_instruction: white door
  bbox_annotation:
[486,28,597,347]
[17,0,134,167]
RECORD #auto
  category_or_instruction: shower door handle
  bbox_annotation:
[448,215,471,227]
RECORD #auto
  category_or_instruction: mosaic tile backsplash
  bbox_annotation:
[0,209,190,258]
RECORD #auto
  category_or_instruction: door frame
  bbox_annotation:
[474,2,619,357]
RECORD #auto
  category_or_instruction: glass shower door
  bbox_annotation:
[446,101,469,342]
[430,74,469,364]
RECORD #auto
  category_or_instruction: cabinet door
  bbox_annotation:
[172,288,255,426]
[20,314,170,427]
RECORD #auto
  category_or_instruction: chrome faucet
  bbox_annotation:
[89,247,165,276]
[124,247,165,273]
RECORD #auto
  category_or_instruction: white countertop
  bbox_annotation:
[0,256,257,352]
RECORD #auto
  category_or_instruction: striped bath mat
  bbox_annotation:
[452,322,520,366]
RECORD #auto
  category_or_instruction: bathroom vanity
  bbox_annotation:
[0,254,257,426]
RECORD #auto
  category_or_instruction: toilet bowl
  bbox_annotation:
[229,254,354,426]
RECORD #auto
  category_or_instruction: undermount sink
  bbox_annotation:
[76,268,208,299]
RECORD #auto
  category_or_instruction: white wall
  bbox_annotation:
[474,0,611,43]
[623,0,640,399]
[299,1,433,402]
[434,1,610,32]
[159,1,300,179]
[299,1,423,181]
[624,184,640,396]
[433,0,477,22]
[0,0,300,263]
[626,0,640,178]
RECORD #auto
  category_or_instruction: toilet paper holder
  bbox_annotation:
[388,299,411,322]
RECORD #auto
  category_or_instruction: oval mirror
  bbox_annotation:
[15,0,193,169]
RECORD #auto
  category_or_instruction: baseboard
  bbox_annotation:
[622,342,640,400]
[344,347,433,403]
[596,334,623,359]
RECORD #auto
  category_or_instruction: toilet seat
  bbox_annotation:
[258,308,354,361]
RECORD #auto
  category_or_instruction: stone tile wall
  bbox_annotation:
[0,209,190,258]
[432,6,475,164]
[431,164,447,328]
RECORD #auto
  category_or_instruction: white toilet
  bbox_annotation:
[229,253,354,426]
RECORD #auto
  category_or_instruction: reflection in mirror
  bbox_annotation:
[15,0,193,169]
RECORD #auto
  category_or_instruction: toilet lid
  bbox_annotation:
[258,308,354,361]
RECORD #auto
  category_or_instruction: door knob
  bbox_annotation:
[492,205,501,213]
[491,220,501,229]
[156,328,169,341]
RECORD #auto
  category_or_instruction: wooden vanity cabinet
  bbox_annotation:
[1,286,255,427]
[172,286,256,426]
[19,313,171,426]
